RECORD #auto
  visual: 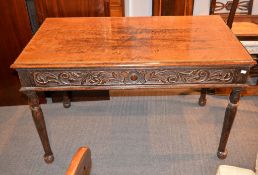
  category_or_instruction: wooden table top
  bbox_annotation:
[11,16,255,69]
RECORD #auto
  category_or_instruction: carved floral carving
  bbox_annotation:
[31,68,243,87]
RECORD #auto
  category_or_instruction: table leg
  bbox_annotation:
[217,88,241,159]
[198,88,207,106]
[24,91,54,163]
[63,91,71,108]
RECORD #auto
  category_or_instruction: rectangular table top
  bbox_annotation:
[11,16,255,69]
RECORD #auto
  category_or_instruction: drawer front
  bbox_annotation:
[17,67,249,89]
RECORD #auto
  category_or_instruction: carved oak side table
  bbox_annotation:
[11,16,255,163]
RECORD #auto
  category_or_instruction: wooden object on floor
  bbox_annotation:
[0,0,33,106]
[11,16,255,163]
[152,0,194,16]
[66,147,91,175]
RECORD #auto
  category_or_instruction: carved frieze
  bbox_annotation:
[27,68,248,87]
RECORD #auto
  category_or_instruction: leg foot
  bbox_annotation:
[63,91,71,108]
[63,101,71,108]
[217,88,241,160]
[44,154,54,164]
[217,149,228,159]
[199,88,207,106]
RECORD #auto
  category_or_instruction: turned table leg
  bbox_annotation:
[63,91,71,108]
[24,91,54,163]
[199,88,207,106]
[217,88,241,159]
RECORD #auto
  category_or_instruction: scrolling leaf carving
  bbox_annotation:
[31,68,241,87]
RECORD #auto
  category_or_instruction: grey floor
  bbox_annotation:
[0,91,258,175]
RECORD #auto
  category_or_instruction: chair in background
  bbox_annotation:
[209,0,242,28]
[199,0,240,106]
[66,146,92,175]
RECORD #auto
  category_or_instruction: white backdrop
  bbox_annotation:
[124,0,258,16]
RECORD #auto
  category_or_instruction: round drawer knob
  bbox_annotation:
[130,74,138,81]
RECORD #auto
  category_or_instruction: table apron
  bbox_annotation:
[17,67,250,91]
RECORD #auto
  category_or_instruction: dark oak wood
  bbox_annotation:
[34,0,111,25]
[51,91,110,104]
[62,91,71,108]
[152,0,161,16]
[24,91,54,163]
[0,0,32,106]
[198,88,208,106]
[210,0,239,29]
[210,0,253,15]
[226,0,239,29]
[11,16,255,163]
[217,88,242,159]
[153,0,194,16]
[34,0,124,25]
[66,146,91,175]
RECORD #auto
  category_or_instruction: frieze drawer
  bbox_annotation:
[17,68,249,88]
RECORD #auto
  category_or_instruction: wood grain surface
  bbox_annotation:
[34,0,109,25]
[11,16,255,69]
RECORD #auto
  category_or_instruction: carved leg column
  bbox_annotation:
[63,91,71,108]
[217,88,241,159]
[198,88,207,106]
[24,91,54,163]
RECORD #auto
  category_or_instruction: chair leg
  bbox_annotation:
[199,88,207,106]
[63,91,71,108]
